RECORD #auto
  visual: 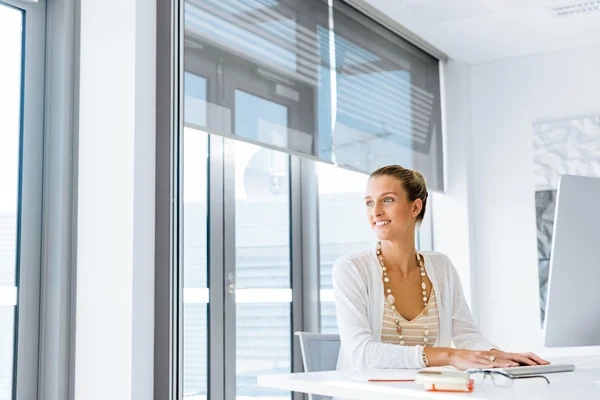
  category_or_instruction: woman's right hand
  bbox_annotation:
[448,349,519,370]
[425,347,519,370]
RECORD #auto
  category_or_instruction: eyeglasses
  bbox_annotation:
[465,369,550,387]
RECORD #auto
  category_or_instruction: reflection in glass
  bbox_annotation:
[316,4,442,184]
[235,90,288,149]
[0,5,23,400]
[236,303,290,399]
[317,163,371,334]
[183,0,443,189]
[184,72,208,128]
[233,140,291,399]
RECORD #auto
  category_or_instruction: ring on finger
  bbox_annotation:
[490,355,496,362]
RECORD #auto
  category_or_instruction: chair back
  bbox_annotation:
[294,332,341,400]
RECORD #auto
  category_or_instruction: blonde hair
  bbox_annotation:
[369,165,428,223]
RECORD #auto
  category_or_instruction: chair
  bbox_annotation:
[294,332,341,400]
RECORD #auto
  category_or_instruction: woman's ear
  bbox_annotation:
[412,198,423,218]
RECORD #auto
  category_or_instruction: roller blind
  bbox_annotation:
[184,0,443,190]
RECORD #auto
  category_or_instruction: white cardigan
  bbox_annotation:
[333,248,496,371]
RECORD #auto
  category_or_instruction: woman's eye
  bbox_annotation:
[366,201,374,207]
[383,197,394,203]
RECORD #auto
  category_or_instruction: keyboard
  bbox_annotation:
[499,363,575,377]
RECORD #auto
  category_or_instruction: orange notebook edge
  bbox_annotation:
[425,379,474,393]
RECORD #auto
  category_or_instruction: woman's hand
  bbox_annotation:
[448,349,519,370]
[489,349,549,366]
[424,348,519,370]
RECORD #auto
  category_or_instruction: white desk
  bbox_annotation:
[258,356,600,400]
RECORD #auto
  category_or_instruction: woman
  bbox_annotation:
[333,165,548,371]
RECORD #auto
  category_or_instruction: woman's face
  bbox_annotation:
[364,175,421,241]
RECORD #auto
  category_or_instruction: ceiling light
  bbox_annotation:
[549,0,600,17]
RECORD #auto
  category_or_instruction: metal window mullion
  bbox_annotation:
[155,0,180,398]
[290,156,304,388]
[222,137,237,400]
[290,157,322,400]
[300,159,321,334]
[208,135,226,400]
[38,0,79,399]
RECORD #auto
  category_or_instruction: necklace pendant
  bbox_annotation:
[387,294,395,304]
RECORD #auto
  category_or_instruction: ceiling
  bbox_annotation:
[365,0,600,63]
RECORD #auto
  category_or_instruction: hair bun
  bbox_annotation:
[412,170,425,181]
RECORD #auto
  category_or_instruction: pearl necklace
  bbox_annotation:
[377,241,431,346]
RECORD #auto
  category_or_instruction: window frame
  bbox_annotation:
[3,0,80,399]
[0,1,46,399]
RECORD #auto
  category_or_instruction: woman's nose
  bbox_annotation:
[372,204,383,217]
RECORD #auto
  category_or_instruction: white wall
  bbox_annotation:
[75,0,156,399]
[431,60,475,310]
[466,44,600,355]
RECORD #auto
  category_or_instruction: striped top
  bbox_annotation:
[381,289,440,347]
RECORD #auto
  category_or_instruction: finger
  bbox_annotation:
[492,358,519,368]
[526,353,550,365]
[470,359,494,369]
[510,354,537,366]
[481,358,511,368]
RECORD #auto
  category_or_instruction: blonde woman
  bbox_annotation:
[333,165,548,371]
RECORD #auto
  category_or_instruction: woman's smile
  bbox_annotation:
[373,219,392,228]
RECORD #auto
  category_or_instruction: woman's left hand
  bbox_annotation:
[489,349,550,366]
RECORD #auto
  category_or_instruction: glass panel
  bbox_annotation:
[185,0,311,77]
[319,1,443,189]
[235,90,288,149]
[182,76,209,399]
[0,5,23,400]
[236,303,290,399]
[184,72,208,128]
[183,0,443,188]
[234,139,291,399]
[317,163,371,334]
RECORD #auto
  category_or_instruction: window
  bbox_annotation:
[317,163,371,334]
[182,125,209,398]
[233,140,291,399]
[166,1,443,398]
[181,76,295,399]
[0,5,23,398]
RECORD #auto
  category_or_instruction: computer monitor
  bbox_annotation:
[543,174,600,347]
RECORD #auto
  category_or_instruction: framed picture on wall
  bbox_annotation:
[532,115,600,323]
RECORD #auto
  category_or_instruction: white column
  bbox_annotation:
[75,0,155,399]
[432,60,476,310]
